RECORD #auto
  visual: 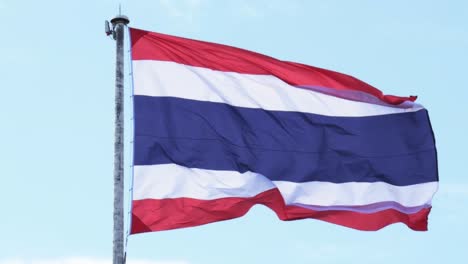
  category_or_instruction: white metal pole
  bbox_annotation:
[110,14,129,264]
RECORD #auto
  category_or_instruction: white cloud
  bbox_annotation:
[291,241,392,263]
[263,0,301,15]
[437,182,468,197]
[238,2,263,18]
[157,0,205,24]
[235,0,301,19]
[158,0,184,18]
[430,182,468,222]
[0,258,189,264]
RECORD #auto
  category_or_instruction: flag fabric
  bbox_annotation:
[129,27,438,234]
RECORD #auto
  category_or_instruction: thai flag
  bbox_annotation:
[129,27,438,234]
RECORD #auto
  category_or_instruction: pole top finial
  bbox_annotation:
[111,15,130,25]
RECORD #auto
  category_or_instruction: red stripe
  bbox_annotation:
[130,27,416,105]
[131,189,430,234]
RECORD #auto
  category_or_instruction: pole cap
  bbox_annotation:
[111,15,130,25]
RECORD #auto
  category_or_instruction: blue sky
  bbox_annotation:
[0,0,467,263]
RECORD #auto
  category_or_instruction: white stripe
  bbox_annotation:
[133,164,276,200]
[133,164,438,207]
[274,181,438,207]
[133,60,423,117]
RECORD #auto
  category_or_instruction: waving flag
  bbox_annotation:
[129,27,438,234]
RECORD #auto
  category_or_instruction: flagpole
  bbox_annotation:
[110,14,129,264]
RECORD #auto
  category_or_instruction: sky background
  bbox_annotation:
[0,0,467,263]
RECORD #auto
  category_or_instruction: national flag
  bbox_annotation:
[129,27,438,234]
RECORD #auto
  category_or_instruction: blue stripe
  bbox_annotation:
[133,96,437,186]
